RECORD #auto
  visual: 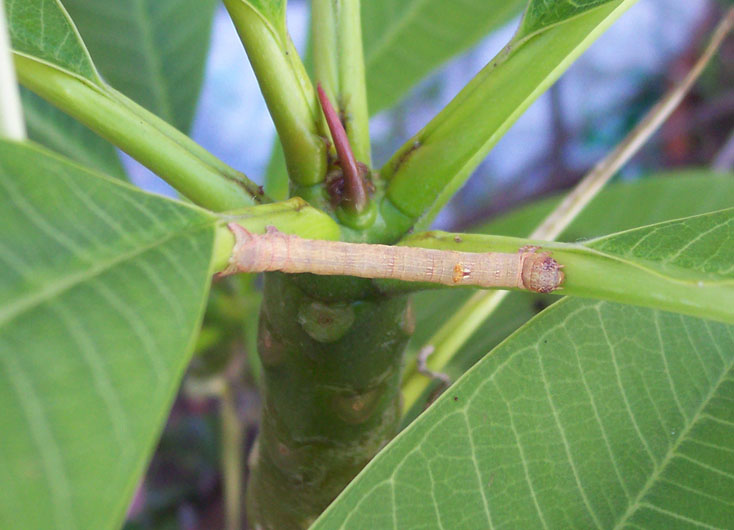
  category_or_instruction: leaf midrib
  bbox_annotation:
[612,322,734,528]
[574,245,734,286]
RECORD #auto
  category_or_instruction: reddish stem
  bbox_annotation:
[317,84,368,213]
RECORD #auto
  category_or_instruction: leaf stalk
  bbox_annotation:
[220,381,244,530]
[15,56,264,211]
[381,1,637,237]
[224,0,328,186]
[312,0,371,165]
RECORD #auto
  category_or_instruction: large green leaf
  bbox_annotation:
[405,172,734,419]
[481,172,734,240]
[362,0,526,114]
[315,297,734,528]
[10,0,215,180]
[587,212,734,278]
[62,0,217,132]
[21,88,126,179]
[0,140,218,529]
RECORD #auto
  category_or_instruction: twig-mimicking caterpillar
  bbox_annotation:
[221,224,565,293]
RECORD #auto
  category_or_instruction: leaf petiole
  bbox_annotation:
[15,56,265,211]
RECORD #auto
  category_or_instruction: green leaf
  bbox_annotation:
[62,0,217,132]
[404,172,734,418]
[8,0,217,133]
[586,212,734,279]
[5,0,99,81]
[0,140,218,529]
[379,0,638,240]
[21,88,126,179]
[516,0,617,42]
[362,0,526,114]
[314,297,734,528]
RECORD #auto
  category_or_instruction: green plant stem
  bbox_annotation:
[220,381,243,530]
[224,0,327,186]
[14,56,263,211]
[380,1,636,237]
[312,0,371,165]
[0,0,25,140]
[246,273,412,528]
[312,0,338,108]
[399,8,734,414]
[103,86,261,198]
[401,288,505,411]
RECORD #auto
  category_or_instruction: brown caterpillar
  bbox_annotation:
[220,224,565,294]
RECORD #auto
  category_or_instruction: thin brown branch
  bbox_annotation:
[533,6,734,240]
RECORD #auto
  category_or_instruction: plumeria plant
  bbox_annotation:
[1,0,734,528]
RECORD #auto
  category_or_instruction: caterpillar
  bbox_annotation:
[220,224,565,294]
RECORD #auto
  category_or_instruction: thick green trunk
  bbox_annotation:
[246,272,413,528]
